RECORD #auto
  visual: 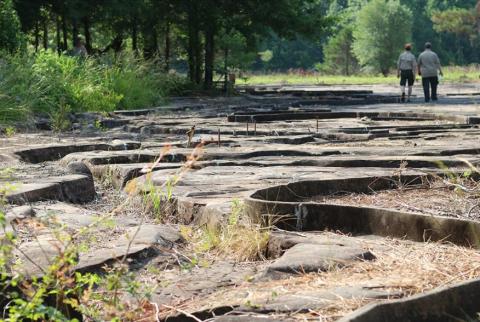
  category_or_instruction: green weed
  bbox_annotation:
[50,99,72,132]
[4,126,15,137]
[183,199,270,262]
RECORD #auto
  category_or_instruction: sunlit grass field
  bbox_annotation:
[241,65,480,85]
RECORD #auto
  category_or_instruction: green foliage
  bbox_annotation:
[254,33,324,71]
[0,210,154,321]
[50,99,72,133]
[0,51,187,124]
[103,53,187,110]
[217,29,257,73]
[0,0,25,53]
[432,7,477,36]
[4,126,16,137]
[352,0,413,76]
[319,26,359,75]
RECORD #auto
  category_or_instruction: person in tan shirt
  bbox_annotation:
[417,42,443,102]
[397,43,416,102]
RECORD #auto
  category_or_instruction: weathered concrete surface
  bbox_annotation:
[340,278,480,322]
[265,243,375,277]
[13,141,141,163]
[3,83,480,321]
[266,231,370,259]
[5,174,95,204]
[244,175,480,247]
[238,287,399,314]
[14,224,182,277]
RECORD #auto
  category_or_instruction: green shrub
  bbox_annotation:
[0,51,189,125]
[0,0,25,53]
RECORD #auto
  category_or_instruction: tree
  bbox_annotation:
[0,0,25,53]
[352,0,412,76]
[321,26,359,75]
[432,7,477,36]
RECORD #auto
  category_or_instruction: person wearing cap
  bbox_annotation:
[417,42,443,103]
[397,43,416,102]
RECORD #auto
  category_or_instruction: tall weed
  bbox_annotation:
[0,50,188,124]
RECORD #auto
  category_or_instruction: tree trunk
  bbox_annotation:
[476,0,480,34]
[62,13,68,51]
[83,17,92,53]
[42,17,49,50]
[204,21,215,90]
[143,27,158,59]
[194,32,202,84]
[131,19,138,55]
[187,27,196,82]
[164,21,171,72]
[34,21,40,52]
[187,3,202,84]
[56,15,61,54]
[72,18,79,45]
[224,47,228,93]
[345,45,350,76]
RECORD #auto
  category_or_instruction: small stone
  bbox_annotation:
[8,205,35,220]
[265,243,376,277]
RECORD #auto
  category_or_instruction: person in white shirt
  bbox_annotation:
[417,42,443,102]
[397,43,416,103]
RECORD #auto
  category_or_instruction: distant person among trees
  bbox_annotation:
[72,36,88,58]
[397,43,416,103]
[417,42,443,103]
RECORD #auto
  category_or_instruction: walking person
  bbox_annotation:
[397,43,416,102]
[417,42,443,103]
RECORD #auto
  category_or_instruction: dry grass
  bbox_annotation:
[181,201,270,262]
[310,174,480,220]
[163,232,480,321]
[243,65,480,86]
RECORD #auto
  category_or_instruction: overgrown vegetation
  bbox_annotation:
[0,163,160,320]
[0,51,188,123]
[181,199,270,262]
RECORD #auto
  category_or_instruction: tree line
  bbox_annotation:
[321,0,480,75]
[2,0,480,83]
[5,0,328,88]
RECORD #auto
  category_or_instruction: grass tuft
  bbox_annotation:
[182,199,270,262]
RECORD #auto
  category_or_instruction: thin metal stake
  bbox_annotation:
[316,118,319,133]
[246,122,249,136]
[254,121,257,136]
[218,128,221,146]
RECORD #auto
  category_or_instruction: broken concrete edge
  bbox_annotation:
[6,174,95,205]
[245,197,480,248]
[339,278,480,322]
[228,111,467,123]
[162,306,235,322]
[13,224,183,279]
[13,141,142,163]
[244,175,480,248]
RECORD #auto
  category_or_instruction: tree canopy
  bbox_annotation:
[0,0,24,53]
[3,0,480,79]
[8,0,332,88]
[353,0,412,76]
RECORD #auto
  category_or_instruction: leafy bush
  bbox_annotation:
[0,51,189,124]
[0,0,25,53]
